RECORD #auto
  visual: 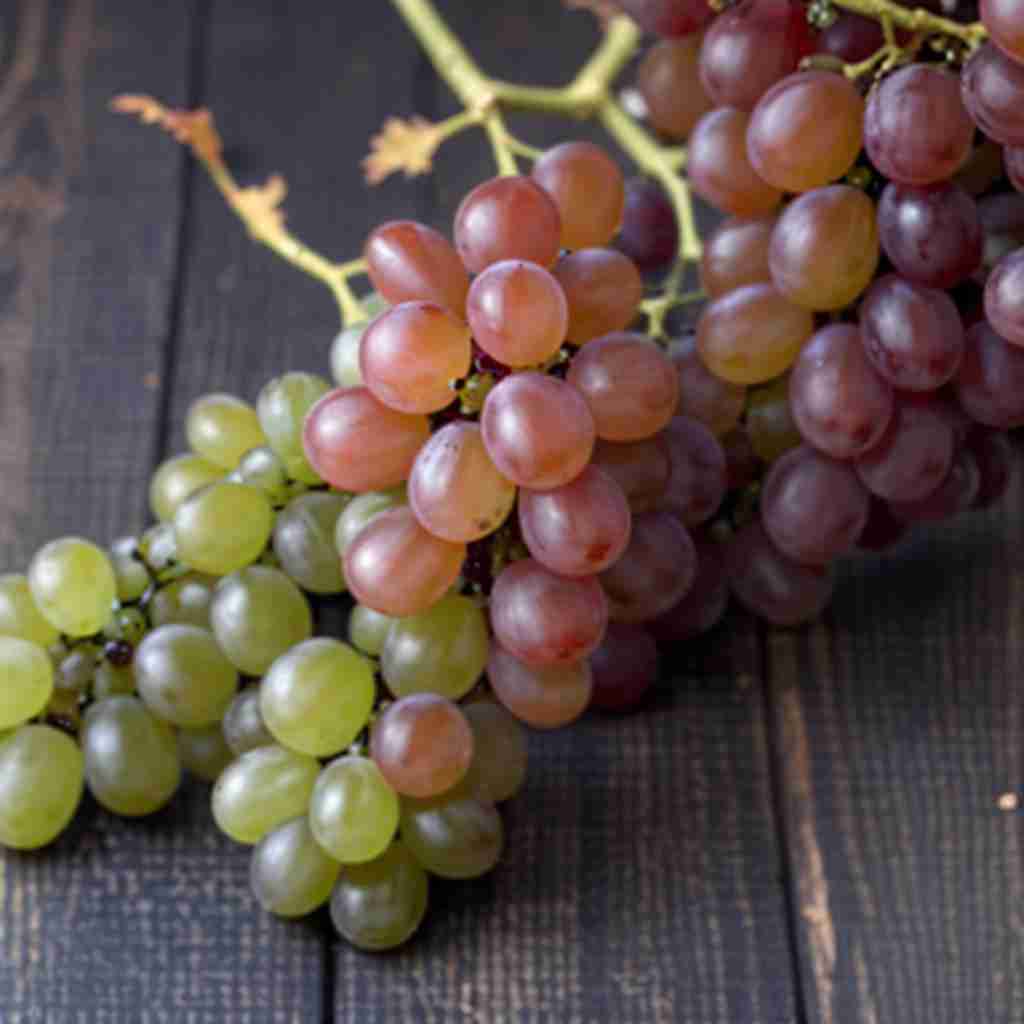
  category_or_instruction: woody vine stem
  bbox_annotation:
[115,0,987,333]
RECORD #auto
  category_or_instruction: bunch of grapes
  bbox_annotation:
[616,0,1024,625]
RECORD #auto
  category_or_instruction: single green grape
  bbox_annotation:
[0,725,84,849]
[348,604,394,658]
[222,687,275,756]
[329,322,369,388]
[309,755,399,864]
[461,700,529,803]
[272,492,350,595]
[381,593,488,701]
[55,646,98,695]
[93,660,136,698]
[103,606,148,646]
[257,372,331,484]
[329,840,428,951]
[212,744,320,845]
[210,566,312,676]
[186,393,267,469]
[137,523,184,581]
[178,722,234,783]
[334,488,406,556]
[108,536,150,603]
[232,446,292,506]
[148,573,217,629]
[0,636,54,730]
[0,574,60,646]
[260,638,375,758]
[400,792,504,879]
[135,624,238,728]
[28,537,117,638]
[82,696,182,816]
[173,482,274,576]
[250,816,341,918]
[149,452,225,523]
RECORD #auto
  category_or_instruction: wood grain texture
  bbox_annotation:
[767,481,1024,1024]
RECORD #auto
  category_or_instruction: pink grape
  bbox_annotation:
[408,422,516,543]
[984,248,1024,346]
[591,436,671,514]
[480,373,595,490]
[487,645,593,730]
[344,507,464,618]
[955,320,1024,428]
[980,0,1024,69]
[961,43,1024,145]
[303,387,429,493]
[648,536,729,647]
[659,416,727,526]
[668,333,747,437]
[518,465,631,578]
[566,333,679,442]
[489,559,608,667]
[889,447,980,523]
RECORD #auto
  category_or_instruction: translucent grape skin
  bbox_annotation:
[466,260,568,368]
[588,623,659,713]
[982,0,1024,66]
[344,506,465,618]
[461,700,528,803]
[480,373,595,490]
[567,333,679,442]
[0,574,59,647]
[109,537,151,604]
[699,216,774,299]
[231,446,291,506]
[648,536,729,647]
[256,373,330,485]
[400,791,504,880]
[381,593,489,701]
[178,723,233,783]
[135,624,239,729]
[0,725,84,850]
[889,446,981,523]
[531,142,625,250]
[0,637,53,730]
[760,446,871,565]
[363,220,470,313]
[769,185,880,312]
[961,43,1024,146]
[173,482,275,577]
[854,395,955,502]
[408,422,516,543]
[668,333,747,437]
[185,393,266,470]
[329,841,429,951]
[518,465,631,578]
[617,0,714,37]
[552,249,644,346]
[149,453,225,523]
[697,283,814,385]
[82,696,182,817]
[370,694,474,799]
[212,744,320,845]
[222,687,275,756]
[699,0,816,112]
[302,387,430,493]
[453,175,561,273]
[487,645,593,729]
[489,558,608,667]
[863,64,975,186]
[615,178,679,273]
[955,320,1024,428]
[746,376,803,464]
[637,36,714,141]
[260,638,375,758]
[334,488,406,556]
[726,521,834,627]
[817,11,884,61]
[688,108,782,218]
[272,491,349,595]
[984,249,1024,346]
[747,70,865,194]
[876,182,983,290]
[359,302,470,414]
[349,604,394,658]
[309,756,400,864]
[29,538,117,641]
[250,816,341,918]
[659,416,728,525]
[591,436,671,514]
[330,321,368,388]
[149,573,216,630]
[789,324,894,460]
[210,566,313,676]
[600,511,698,623]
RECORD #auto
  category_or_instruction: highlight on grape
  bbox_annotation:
[2,0,1022,954]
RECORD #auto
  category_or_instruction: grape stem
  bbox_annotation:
[828,0,987,48]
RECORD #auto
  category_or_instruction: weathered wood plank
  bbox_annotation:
[768,482,1024,1023]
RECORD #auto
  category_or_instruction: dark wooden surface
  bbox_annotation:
[0,1,1019,1022]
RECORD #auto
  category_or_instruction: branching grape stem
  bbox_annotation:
[828,0,986,47]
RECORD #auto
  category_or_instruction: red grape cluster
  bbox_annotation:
[615,0,1022,626]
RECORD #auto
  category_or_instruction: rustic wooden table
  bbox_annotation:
[1,1,1021,1021]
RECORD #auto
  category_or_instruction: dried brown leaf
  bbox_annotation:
[363,116,443,185]
[233,174,288,238]
[111,94,223,165]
